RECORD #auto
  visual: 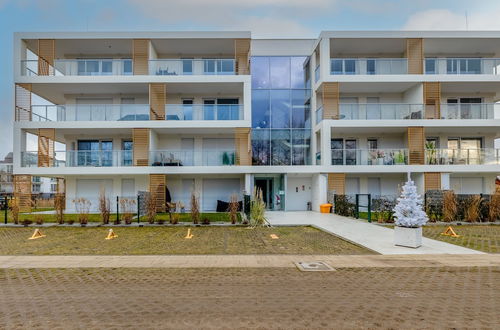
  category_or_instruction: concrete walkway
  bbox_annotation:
[0,254,498,269]
[266,211,484,255]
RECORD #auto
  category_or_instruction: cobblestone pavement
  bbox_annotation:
[1,267,498,329]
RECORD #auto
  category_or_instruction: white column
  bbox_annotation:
[319,37,330,79]
[244,173,253,195]
[311,173,327,212]
[320,122,331,166]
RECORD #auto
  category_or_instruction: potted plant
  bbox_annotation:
[394,151,406,165]
[392,176,428,248]
[425,141,437,164]
[376,150,385,165]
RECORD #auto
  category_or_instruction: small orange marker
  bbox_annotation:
[105,229,118,240]
[270,234,279,239]
[28,228,46,240]
[185,228,193,239]
[440,226,460,238]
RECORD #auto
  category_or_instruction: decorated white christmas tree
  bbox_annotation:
[393,177,428,228]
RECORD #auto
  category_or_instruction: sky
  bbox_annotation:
[1,0,500,158]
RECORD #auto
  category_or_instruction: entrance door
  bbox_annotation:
[254,178,274,210]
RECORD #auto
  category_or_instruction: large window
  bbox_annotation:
[251,56,311,165]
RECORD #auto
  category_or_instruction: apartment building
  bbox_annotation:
[12,31,500,212]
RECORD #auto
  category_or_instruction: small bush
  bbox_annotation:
[35,214,44,225]
[334,195,356,217]
[488,189,500,222]
[190,191,200,224]
[73,198,91,226]
[54,194,65,224]
[250,188,268,227]
[9,198,20,224]
[465,195,482,223]
[99,189,111,224]
[171,212,179,225]
[145,193,157,224]
[442,191,458,222]
[202,217,210,225]
[120,198,136,225]
[228,193,239,224]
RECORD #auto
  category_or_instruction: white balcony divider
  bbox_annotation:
[330,149,409,165]
[149,59,235,75]
[331,58,408,75]
[339,104,424,120]
[424,58,500,75]
[149,150,236,166]
[165,104,243,120]
[425,148,500,165]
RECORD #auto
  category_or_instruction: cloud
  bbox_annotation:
[127,0,336,37]
[403,8,500,30]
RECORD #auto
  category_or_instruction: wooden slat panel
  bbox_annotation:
[13,175,32,212]
[38,128,55,167]
[37,39,55,76]
[133,39,149,75]
[133,128,149,166]
[424,82,441,119]
[322,82,339,119]
[149,174,166,212]
[149,83,166,120]
[15,83,32,121]
[424,172,441,191]
[407,127,425,165]
[406,38,423,74]
[234,39,251,75]
[235,128,251,165]
[328,173,345,195]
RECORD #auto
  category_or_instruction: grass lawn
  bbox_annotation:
[2,212,237,224]
[0,226,373,255]
[422,225,500,254]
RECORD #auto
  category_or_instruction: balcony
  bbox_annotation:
[21,59,133,76]
[425,148,500,165]
[339,104,424,120]
[331,149,409,166]
[24,104,243,122]
[149,150,236,166]
[439,104,495,120]
[330,58,407,75]
[149,59,235,76]
[424,58,500,75]
[21,150,133,167]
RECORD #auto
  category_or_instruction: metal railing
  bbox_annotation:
[331,58,408,75]
[149,59,235,75]
[424,58,500,75]
[149,150,236,166]
[21,151,133,167]
[164,104,243,120]
[331,149,409,166]
[425,148,500,165]
[339,104,424,120]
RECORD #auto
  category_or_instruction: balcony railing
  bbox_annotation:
[149,150,236,166]
[331,58,408,75]
[425,148,500,165]
[165,104,243,120]
[315,106,323,124]
[339,104,424,120]
[21,151,133,167]
[331,149,409,166]
[28,104,150,121]
[424,58,500,75]
[149,59,235,75]
[21,59,133,76]
[439,104,495,120]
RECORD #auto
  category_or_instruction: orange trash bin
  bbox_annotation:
[320,203,332,213]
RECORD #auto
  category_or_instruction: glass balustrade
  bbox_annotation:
[331,58,408,75]
[149,59,235,75]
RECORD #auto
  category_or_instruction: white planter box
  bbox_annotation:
[394,226,422,248]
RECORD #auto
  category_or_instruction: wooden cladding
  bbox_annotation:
[424,173,441,191]
[133,128,150,166]
[133,39,149,75]
[407,127,425,165]
[234,39,251,75]
[424,82,441,119]
[38,128,55,167]
[328,173,345,195]
[406,38,423,74]
[13,175,32,212]
[15,83,32,121]
[149,174,166,212]
[149,83,166,120]
[37,39,55,76]
[322,82,340,120]
[235,128,252,165]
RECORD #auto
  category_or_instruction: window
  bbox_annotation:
[182,58,193,75]
[367,139,378,150]
[367,59,376,75]
[270,57,290,88]
[203,99,216,120]
[123,59,132,75]
[77,140,113,166]
[425,58,436,74]
[271,130,291,165]
[122,140,133,166]
[182,99,193,120]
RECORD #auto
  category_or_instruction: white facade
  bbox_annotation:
[11,31,500,212]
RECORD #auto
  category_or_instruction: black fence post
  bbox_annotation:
[137,194,140,224]
[355,194,359,219]
[367,194,372,223]
[116,196,120,223]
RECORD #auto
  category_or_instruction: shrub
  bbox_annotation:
[488,188,500,222]
[73,198,91,226]
[442,191,457,222]
[35,214,44,225]
[334,195,355,217]
[99,188,111,224]
[54,194,65,224]
[202,217,210,225]
[465,195,482,223]
[250,188,268,227]
[145,193,156,224]
[171,212,179,225]
[120,198,136,225]
[228,193,239,224]
[9,197,20,224]
[190,191,200,224]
